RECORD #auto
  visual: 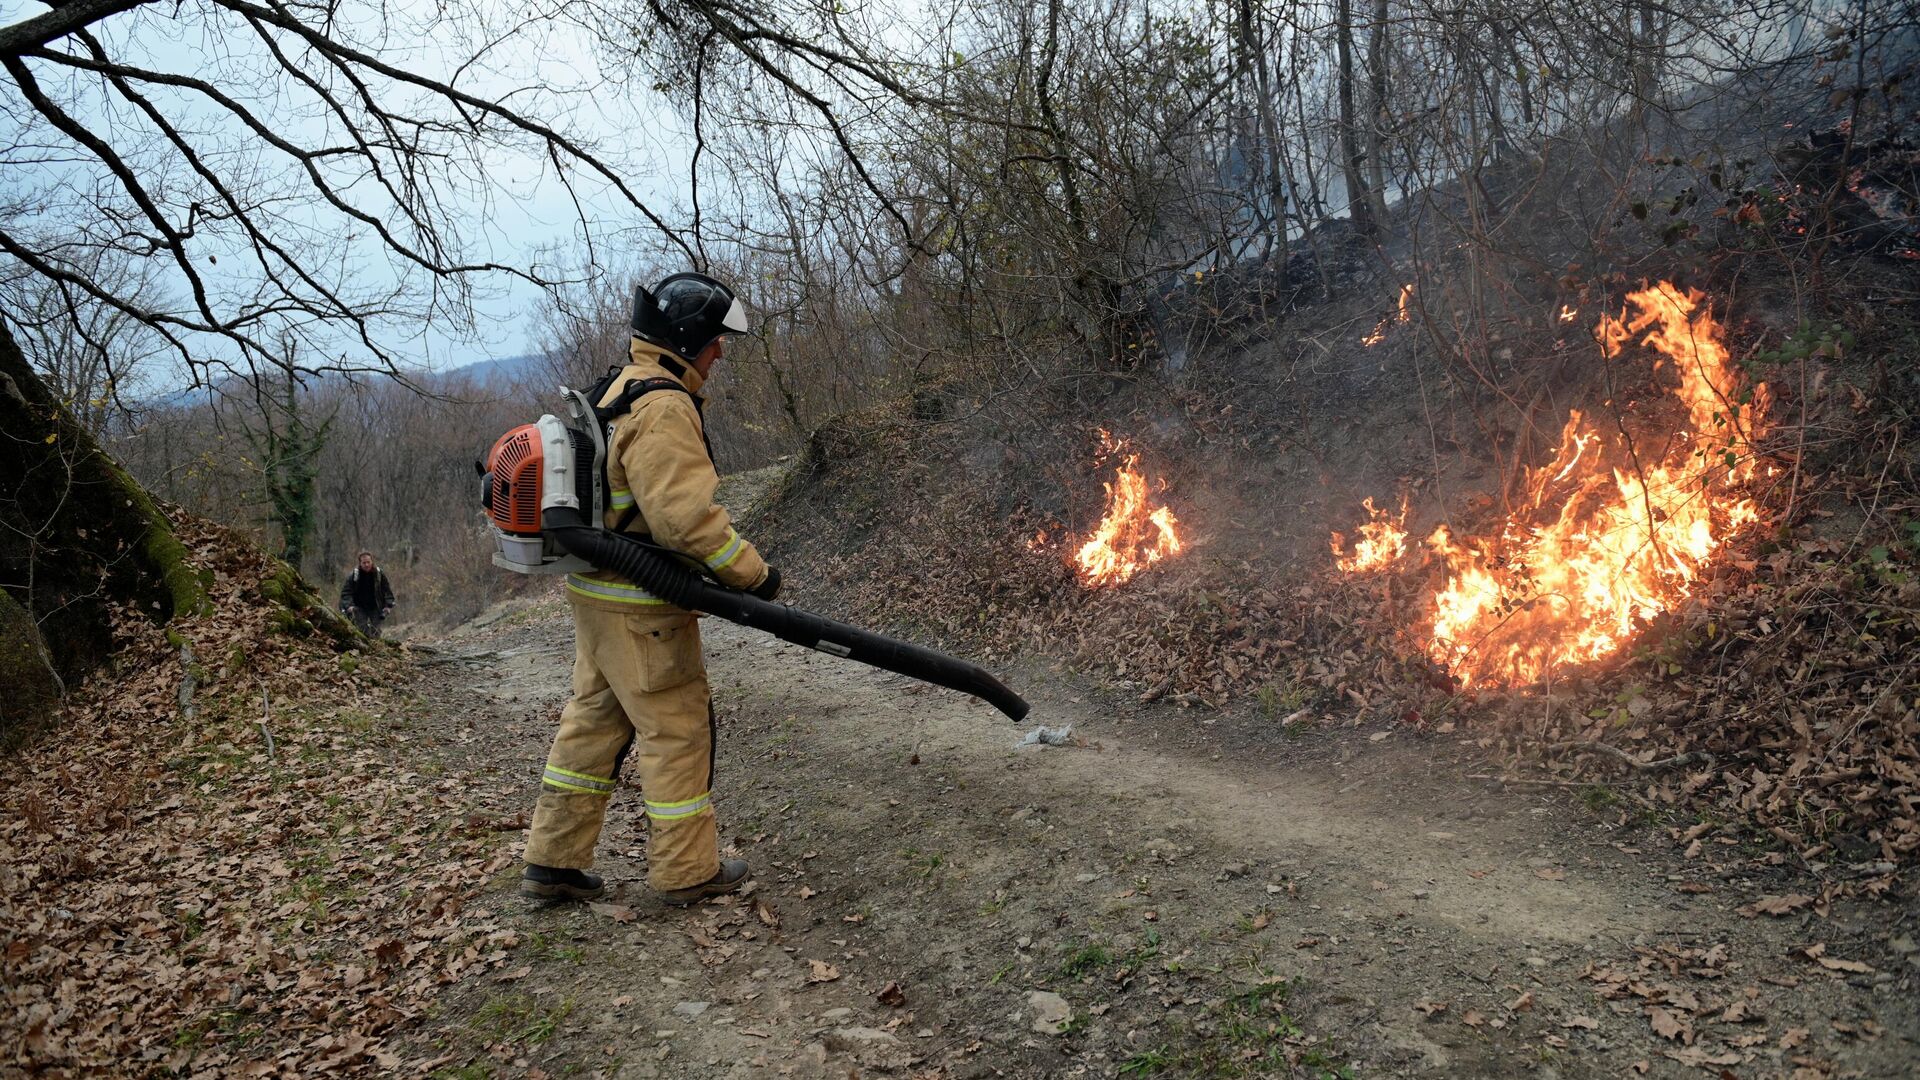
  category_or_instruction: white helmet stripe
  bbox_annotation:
[721,295,749,334]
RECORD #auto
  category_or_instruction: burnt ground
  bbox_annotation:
[388,582,1918,1080]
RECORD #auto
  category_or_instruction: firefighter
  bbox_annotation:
[339,551,395,638]
[522,272,779,905]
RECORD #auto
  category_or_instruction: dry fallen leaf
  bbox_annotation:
[1561,1015,1600,1030]
[1779,1027,1809,1050]
[1814,955,1873,974]
[754,900,780,929]
[1413,1000,1448,1017]
[1534,867,1566,881]
[1461,1010,1485,1028]
[1648,1006,1692,1044]
[1664,1047,1740,1068]
[807,960,841,983]
[1507,991,1534,1013]
[876,981,907,1007]
[1738,893,1813,918]
[590,902,637,924]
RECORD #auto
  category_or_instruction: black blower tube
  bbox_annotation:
[545,507,1030,721]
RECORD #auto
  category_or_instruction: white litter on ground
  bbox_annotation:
[1017,724,1074,748]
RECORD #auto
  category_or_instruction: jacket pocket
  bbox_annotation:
[630,616,703,692]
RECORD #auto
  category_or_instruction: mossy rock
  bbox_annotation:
[257,560,362,650]
[0,591,62,750]
[0,319,211,693]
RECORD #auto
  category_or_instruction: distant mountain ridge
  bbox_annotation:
[141,350,554,411]
[439,351,548,388]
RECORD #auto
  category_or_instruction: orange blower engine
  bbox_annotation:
[479,388,604,574]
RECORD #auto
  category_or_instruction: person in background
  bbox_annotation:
[339,550,395,638]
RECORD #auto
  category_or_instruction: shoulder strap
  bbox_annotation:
[596,376,715,533]
[594,376,691,425]
[580,365,625,411]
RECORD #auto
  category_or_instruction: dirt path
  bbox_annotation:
[400,593,1916,1079]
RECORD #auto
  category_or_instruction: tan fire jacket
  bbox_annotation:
[565,339,770,613]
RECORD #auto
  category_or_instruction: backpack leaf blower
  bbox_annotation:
[480,382,1030,722]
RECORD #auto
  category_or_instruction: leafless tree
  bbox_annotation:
[0,244,169,433]
[1,0,694,385]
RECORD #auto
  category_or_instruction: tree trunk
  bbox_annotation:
[1364,0,1391,229]
[1335,0,1377,239]
[0,314,211,728]
[1242,0,1289,268]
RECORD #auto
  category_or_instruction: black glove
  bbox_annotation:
[750,565,782,601]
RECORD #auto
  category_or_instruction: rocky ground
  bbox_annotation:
[390,585,1918,1079]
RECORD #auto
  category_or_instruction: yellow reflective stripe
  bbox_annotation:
[704,530,745,571]
[566,574,668,605]
[545,764,613,785]
[543,765,614,794]
[543,776,612,796]
[644,792,712,819]
[609,488,635,509]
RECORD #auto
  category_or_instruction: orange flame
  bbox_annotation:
[1363,284,1415,346]
[1074,430,1184,587]
[1558,305,1578,323]
[1336,282,1770,688]
[1331,496,1410,572]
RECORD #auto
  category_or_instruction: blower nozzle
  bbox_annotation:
[544,507,1030,722]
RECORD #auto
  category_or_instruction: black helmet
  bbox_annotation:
[630,272,750,361]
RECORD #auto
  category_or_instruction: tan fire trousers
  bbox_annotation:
[524,601,720,892]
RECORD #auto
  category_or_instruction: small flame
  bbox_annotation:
[1074,430,1184,587]
[1363,284,1415,346]
[1334,282,1771,688]
[1331,496,1410,572]
[1558,305,1578,323]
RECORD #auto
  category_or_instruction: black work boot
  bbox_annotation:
[658,859,750,907]
[521,864,605,901]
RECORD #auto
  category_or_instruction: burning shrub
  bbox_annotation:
[1335,281,1774,688]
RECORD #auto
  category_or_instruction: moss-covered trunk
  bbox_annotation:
[0,316,212,733]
